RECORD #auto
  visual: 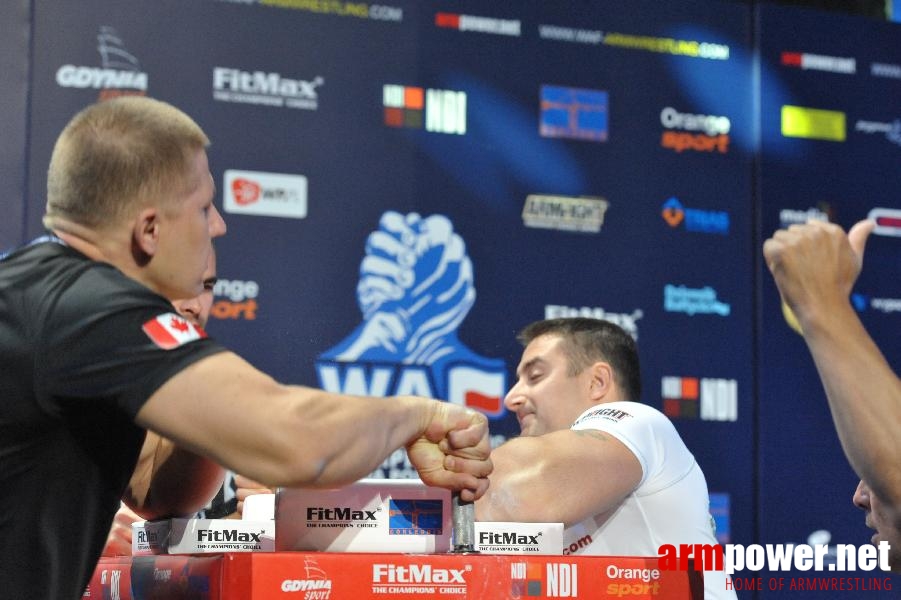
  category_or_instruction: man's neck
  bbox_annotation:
[51,227,105,262]
[50,220,153,293]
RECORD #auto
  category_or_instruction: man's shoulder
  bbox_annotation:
[4,240,169,324]
[2,239,116,288]
[572,400,668,428]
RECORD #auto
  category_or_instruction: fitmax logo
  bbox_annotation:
[373,564,466,583]
[136,530,157,544]
[197,530,264,542]
[480,531,541,545]
[307,507,378,521]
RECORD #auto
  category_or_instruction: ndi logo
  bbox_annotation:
[662,376,738,422]
[383,85,467,134]
[510,562,578,597]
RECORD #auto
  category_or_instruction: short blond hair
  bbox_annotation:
[45,96,209,230]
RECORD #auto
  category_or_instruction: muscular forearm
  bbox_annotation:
[475,438,557,522]
[801,302,901,507]
[124,433,224,518]
[138,352,490,498]
[194,385,439,489]
[476,434,617,525]
[211,387,488,500]
[476,430,641,525]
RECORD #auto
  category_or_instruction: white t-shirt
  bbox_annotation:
[564,401,735,600]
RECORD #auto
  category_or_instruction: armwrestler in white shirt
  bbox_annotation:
[476,317,734,600]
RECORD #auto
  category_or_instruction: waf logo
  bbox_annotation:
[316,211,506,430]
[142,313,207,350]
[315,212,505,414]
[510,562,578,598]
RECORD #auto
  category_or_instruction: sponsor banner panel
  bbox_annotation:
[89,552,701,599]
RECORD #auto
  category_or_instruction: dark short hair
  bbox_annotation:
[516,317,642,401]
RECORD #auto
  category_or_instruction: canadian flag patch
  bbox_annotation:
[142,312,208,350]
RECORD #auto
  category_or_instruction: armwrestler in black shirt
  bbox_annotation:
[0,96,492,600]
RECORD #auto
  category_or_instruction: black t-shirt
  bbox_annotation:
[0,240,226,600]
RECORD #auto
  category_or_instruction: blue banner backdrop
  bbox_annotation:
[756,3,901,597]
[0,0,30,252]
[4,1,900,597]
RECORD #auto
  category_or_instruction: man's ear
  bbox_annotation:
[589,362,614,402]
[131,207,159,265]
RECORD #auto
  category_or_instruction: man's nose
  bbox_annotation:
[503,381,524,410]
[852,480,870,510]
[209,203,227,238]
[178,300,203,326]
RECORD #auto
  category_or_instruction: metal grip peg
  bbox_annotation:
[450,491,478,553]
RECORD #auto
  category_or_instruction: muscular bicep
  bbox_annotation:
[132,351,433,490]
[133,351,301,484]
[476,428,642,526]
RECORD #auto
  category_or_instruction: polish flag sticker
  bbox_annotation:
[142,313,208,350]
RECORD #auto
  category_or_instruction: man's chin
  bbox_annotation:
[518,427,538,438]
[517,415,535,435]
